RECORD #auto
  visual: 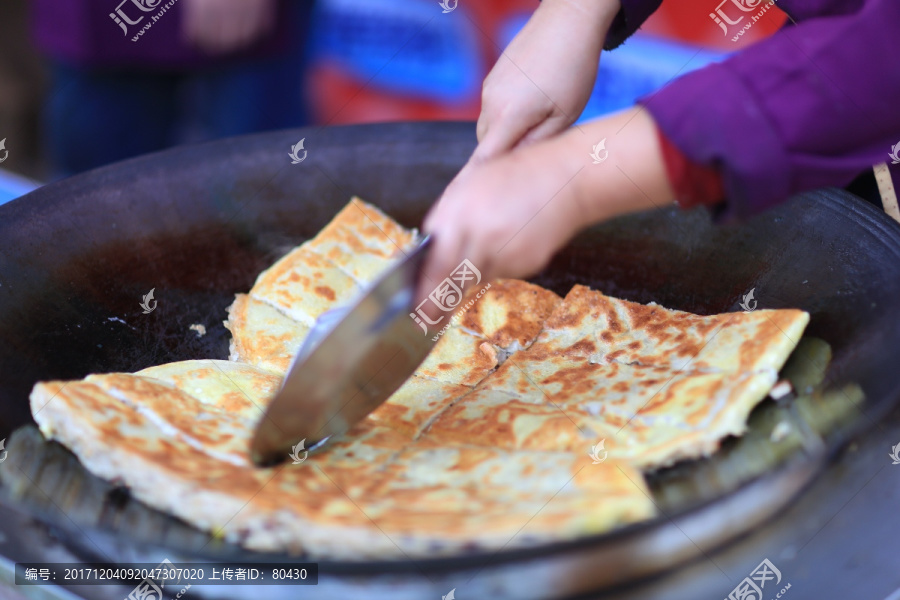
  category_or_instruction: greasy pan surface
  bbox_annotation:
[1,122,900,596]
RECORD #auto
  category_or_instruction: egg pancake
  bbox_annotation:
[29,198,809,557]
[364,375,471,437]
[304,197,418,284]
[224,294,310,374]
[432,356,778,468]
[30,372,652,557]
[354,440,655,554]
[248,245,360,327]
[136,359,281,414]
[538,285,809,373]
[414,325,500,386]
[456,278,562,352]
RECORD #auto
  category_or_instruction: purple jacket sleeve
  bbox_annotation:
[604,0,663,49]
[639,0,900,221]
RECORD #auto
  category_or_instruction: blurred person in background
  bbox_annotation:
[31,0,314,176]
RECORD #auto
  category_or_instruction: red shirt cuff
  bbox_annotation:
[656,128,724,210]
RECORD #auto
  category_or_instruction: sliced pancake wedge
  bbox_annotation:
[225,294,310,374]
[248,245,360,327]
[477,348,781,468]
[305,197,418,284]
[356,439,654,555]
[29,378,399,556]
[136,359,282,414]
[456,278,562,352]
[84,372,261,466]
[587,367,777,468]
[538,285,809,374]
[365,375,472,438]
[425,386,605,452]
[414,325,500,387]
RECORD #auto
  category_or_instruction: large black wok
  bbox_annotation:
[1,122,900,600]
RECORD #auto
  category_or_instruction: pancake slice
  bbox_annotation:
[365,376,472,438]
[424,386,608,452]
[225,294,310,374]
[305,197,418,285]
[28,379,393,556]
[592,368,777,468]
[537,285,809,374]
[688,309,810,374]
[414,326,499,387]
[248,245,360,327]
[456,279,562,352]
[413,280,562,387]
[136,359,282,415]
[477,350,780,468]
[85,373,261,466]
[358,440,655,554]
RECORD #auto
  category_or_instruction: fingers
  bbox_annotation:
[472,104,550,165]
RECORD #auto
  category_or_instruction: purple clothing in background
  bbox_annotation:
[31,0,294,70]
[607,0,900,221]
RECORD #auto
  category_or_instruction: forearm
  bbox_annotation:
[541,108,675,227]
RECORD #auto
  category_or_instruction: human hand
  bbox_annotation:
[420,143,582,302]
[419,108,673,301]
[182,0,276,55]
[473,0,621,164]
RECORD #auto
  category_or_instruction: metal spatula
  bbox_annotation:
[250,236,436,466]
